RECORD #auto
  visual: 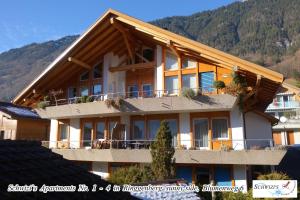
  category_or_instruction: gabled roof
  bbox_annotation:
[0,102,41,119]
[0,140,136,199]
[13,9,284,107]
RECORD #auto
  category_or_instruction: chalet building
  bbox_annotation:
[266,83,300,145]
[13,9,286,191]
[0,102,49,140]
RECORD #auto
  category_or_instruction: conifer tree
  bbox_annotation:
[150,120,175,180]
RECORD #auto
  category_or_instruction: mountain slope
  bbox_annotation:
[0,36,78,101]
[1,0,300,101]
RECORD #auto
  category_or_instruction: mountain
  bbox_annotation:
[1,0,300,101]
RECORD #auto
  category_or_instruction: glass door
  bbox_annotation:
[193,119,209,149]
[83,122,93,147]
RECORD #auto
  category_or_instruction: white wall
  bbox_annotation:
[69,118,81,148]
[233,165,247,193]
[179,113,191,149]
[245,112,272,148]
[103,52,126,98]
[230,105,245,150]
[91,162,109,179]
[155,45,163,97]
[49,119,58,148]
[294,131,300,144]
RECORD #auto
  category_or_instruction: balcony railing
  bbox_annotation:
[43,87,216,107]
[267,101,300,111]
[41,139,276,151]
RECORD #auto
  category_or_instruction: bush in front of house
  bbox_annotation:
[109,165,154,185]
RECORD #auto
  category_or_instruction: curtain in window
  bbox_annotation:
[212,119,228,139]
[182,74,196,90]
[166,76,178,94]
[194,119,208,148]
[165,52,178,70]
[133,120,145,139]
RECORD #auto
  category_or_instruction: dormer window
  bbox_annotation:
[80,71,89,81]
[93,63,102,79]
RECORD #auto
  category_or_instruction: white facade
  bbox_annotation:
[230,105,245,150]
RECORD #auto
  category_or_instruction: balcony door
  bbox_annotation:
[193,119,209,149]
[82,122,93,147]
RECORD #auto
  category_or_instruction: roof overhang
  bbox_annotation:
[13,9,284,109]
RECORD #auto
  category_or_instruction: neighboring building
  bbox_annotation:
[266,83,300,145]
[0,140,135,199]
[13,9,286,191]
[0,102,49,140]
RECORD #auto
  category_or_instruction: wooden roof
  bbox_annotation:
[13,9,284,111]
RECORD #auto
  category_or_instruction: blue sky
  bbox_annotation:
[0,0,237,53]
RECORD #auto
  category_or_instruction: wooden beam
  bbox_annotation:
[167,40,180,57]
[68,57,91,69]
[135,52,150,63]
[109,61,155,72]
[110,17,134,62]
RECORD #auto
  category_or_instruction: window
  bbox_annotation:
[212,118,228,139]
[92,84,102,95]
[196,167,210,185]
[133,120,145,139]
[182,74,196,90]
[182,58,197,68]
[96,122,105,140]
[80,71,89,81]
[194,119,209,148]
[83,122,92,147]
[148,120,160,139]
[128,85,138,98]
[200,72,215,93]
[142,48,154,61]
[68,87,77,99]
[59,124,68,141]
[80,87,89,96]
[165,119,178,146]
[93,63,102,79]
[142,84,153,97]
[165,51,178,70]
[165,76,178,95]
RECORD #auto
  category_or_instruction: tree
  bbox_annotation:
[150,121,175,180]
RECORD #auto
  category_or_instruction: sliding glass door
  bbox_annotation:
[83,122,93,147]
[193,119,209,148]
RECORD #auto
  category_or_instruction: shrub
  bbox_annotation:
[109,165,154,185]
[217,191,252,200]
[86,96,94,102]
[75,97,81,104]
[37,101,48,109]
[257,172,290,180]
[181,88,196,99]
[213,80,226,89]
[104,97,125,110]
[80,95,88,103]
